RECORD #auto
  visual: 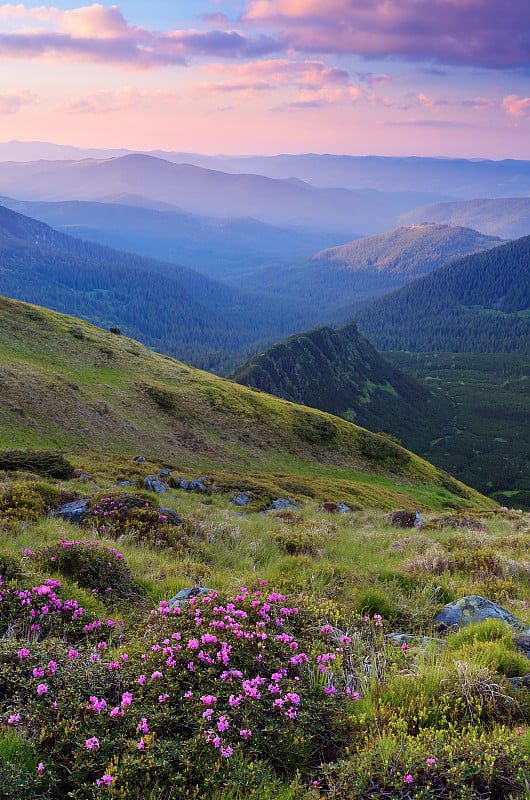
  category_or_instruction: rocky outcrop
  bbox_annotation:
[434,595,530,634]
[54,498,91,523]
[144,475,168,494]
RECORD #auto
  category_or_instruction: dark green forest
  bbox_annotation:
[354,236,530,354]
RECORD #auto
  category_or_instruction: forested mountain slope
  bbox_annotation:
[0,204,302,372]
[354,235,530,354]
[398,197,530,240]
[233,223,500,323]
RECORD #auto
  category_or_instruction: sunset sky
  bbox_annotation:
[1,0,529,157]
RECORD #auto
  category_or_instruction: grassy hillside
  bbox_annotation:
[0,294,494,513]
[233,224,500,325]
[230,322,454,457]
[355,235,530,354]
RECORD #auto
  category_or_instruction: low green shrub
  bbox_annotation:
[323,726,530,799]
[0,481,59,522]
[0,451,74,480]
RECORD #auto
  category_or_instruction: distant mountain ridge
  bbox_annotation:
[398,197,530,240]
[0,196,345,279]
[354,235,530,354]
[0,203,306,372]
[2,141,530,198]
[233,223,501,324]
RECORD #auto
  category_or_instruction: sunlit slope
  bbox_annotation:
[0,295,494,510]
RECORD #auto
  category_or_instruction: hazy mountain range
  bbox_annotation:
[398,197,530,240]
[2,141,530,198]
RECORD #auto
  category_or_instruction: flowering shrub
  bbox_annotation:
[30,539,140,600]
[0,582,399,798]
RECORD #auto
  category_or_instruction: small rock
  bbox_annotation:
[144,475,168,494]
[54,498,91,523]
[387,510,422,528]
[158,468,171,478]
[320,501,352,514]
[389,633,446,650]
[507,674,530,688]
[168,587,213,609]
[177,476,210,492]
[234,492,251,507]
[79,473,92,480]
[269,498,298,511]
[434,595,529,633]
[155,507,180,524]
[118,480,131,486]
[134,455,146,463]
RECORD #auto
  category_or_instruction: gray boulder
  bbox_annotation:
[134,456,146,463]
[269,498,298,511]
[168,587,212,609]
[434,595,529,633]
[177,476,210,492]
[54,498,91,523]
[234,492,251,507]
[144,475,168,494]
[158,468,171,478]
[118,480,131,486]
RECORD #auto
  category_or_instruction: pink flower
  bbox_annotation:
[37,762,44,772]
[68,649,79,659]
[426,758,436,766]
[184,690,193,699]
[151,671,163,680]
[217,716,229,732]
[220,745,233,758]
[85,736,100,750]
[137,675,147,684]
[401,642,410,651]
[17,648,30,659]
[138,718,149,733]
[8,713,20,724]
[36,684,48,695]
[158,693,169,703]
[518,727,525,735]
[33,668,45,678]
[404,774,413,784]
[137,738,146,750]
[121,692,133,708]
[96,774,114,787]
[240,729,252,739]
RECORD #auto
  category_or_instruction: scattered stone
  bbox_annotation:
[177,476,210,493]
[388,633,446,650]
[144,475,168,494]
[54,498,91,523]
[269,498,298,511]
[118,480,131,486]
[155,507,180,524]
[158,468,171,478]
[515,636,530,659]
[434,595,529,634]
[387,510,423,528]
[507,674,530,689]
[78,473,92,480]
[168,587,213,609]
[319,501,352,514]
[134,456,146,463]
[233,492,251,507]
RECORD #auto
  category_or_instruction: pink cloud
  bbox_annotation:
[0,88,35,113]
[502,94,530,117]
[195,58,361,107]
[0,3,280,68]
[55,87,178,114]
[242,0,530,69]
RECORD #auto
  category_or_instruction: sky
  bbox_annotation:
[0,0,530,158]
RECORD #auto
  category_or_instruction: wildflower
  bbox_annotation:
[240,729,252,739]
[137,738,146,750]
[404,774,413,784]
[68,649,79,659]
[158,693,169,703]
[518,727,525,735]
[137,675,147,684]
[8,713,20,723]
[96,774,114,787]
[47,660,57,674]
[121,692,133,708]
[426,758,436,766]
[184,690,193,699]
[151,671,163,680]
[17,648,30,659]
[138,718,149,733]
[37,762,44,772]
[33,667,45,678]
[220,745,233,758]
[217,715,229,732]
[200,694,217,706]
[85,736,100,750]
[36,684,48,695]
